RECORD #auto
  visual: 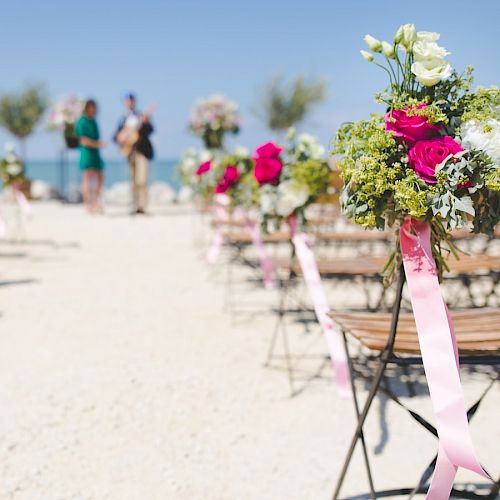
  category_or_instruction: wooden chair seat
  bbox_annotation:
[225,231,291,245]
[314,231,391,243]
[333,309,500,355]
[211,218,247,228]
[273,254,500,278]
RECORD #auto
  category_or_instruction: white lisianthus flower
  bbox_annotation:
[260,188,277,215]
[5,152,17,163]
[6,162,22,176]
[461,119,500,164]
[183,157,197,170]
[394,23,417,48]
[416,31,440,42]
[381,41,395,59]
[297,133,325,159]
[360,50,374,62]
[234,145,249,157]
[411,59,452,86]
[276,180,310,217]
[364,34,382,53]
[286,127,297,141]
[4,142,15,154]
[413,40,450,61]
[199,150,212,162]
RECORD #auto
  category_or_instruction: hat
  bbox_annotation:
[123,92,136,101]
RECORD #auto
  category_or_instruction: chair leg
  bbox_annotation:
[265,274,289,367]
[342,331,377,498]
[332,268,405,500]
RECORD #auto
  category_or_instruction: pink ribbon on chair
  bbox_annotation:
[14,186,33,218]
[207,194,230,265]
[289,216,351,399]
[400,217,489,499]
[243,216,274,289]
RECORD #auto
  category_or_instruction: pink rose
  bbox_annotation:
[196,161,211,176]
[385,104,441,145]
[215,165,239,193]
[408,136,464,184]
[253,142,283,185]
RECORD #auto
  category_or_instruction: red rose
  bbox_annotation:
[408,136,464,184]
[385,104,441,145]
[196,161,211,176]
[253,142,283,185]
[215,165,239,193]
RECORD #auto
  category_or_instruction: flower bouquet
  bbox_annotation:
[333,24,498,497]
[253,130,332,232]
[47,95,84,149]
[1,144,32,216]
[1,144,26,188]
[189,94,240,150]
[334,25,499,280]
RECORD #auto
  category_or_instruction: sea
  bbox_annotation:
[24,158,181,196]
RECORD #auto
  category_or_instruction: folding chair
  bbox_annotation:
[331,269,500,499]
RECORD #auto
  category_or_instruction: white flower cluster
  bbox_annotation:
[189,94,240,136]
[461,119,500,166]
[411,30,452,86]
[2,143,23,177]
[295,133,326,160]
[361,24,452,87]
[47,95,84,131]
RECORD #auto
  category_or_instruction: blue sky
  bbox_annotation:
[1,0,499,160]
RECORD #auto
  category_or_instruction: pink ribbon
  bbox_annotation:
[289,217,351,399]
[14,186,33,218]
[400,217,489,499]
[243,216,274,289]
[207,194,230,265]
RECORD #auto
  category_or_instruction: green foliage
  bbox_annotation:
[0,84,48,141]
[256,75,326,131]
[291,158,330,200]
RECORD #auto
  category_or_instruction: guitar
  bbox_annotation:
[117,103,157,157]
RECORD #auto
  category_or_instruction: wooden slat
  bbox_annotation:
[333,309,500,355]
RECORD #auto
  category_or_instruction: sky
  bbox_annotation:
[1,0,499,160]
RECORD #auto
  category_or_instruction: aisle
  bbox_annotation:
[0,203,497,500]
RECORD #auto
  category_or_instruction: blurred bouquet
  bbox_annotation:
[333,24,500,277]
[1,143,26,187]
[253,129,332,231]
[47,95,84,148]
[189,94,240,149]
[178,146,254,204]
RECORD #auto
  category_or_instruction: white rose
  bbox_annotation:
[199,150,212,162]
[411,59,452,86]
[260,189,277,215]
[6,162,22,176]
[364,34,382,53]
[416,31,440,42]
[276,180,310,217]
[413,40,449,61]
[5,152,17,163]
[394,23,417,48]
[461,119,500,164]
[234,145,249,157]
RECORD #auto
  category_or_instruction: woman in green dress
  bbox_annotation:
[75,99,105,213]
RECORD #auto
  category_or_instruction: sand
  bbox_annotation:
[0,202,498,500]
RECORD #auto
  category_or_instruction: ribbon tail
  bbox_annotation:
[292,232,351,399]
[207,226,224,265]
[245,217,274,289]
[399,217,489,500]
[15,188,33,217]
